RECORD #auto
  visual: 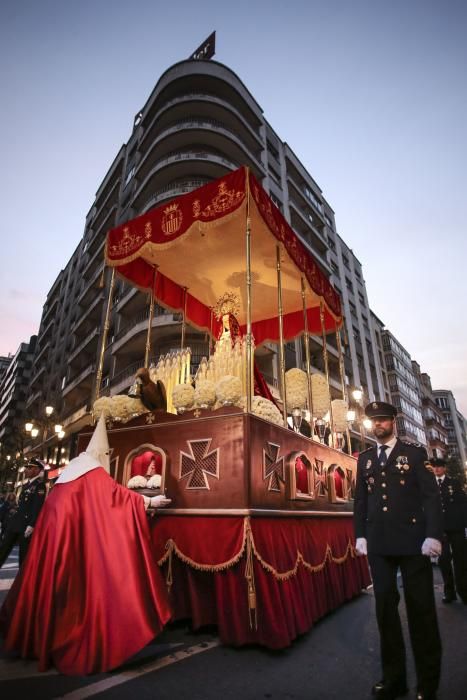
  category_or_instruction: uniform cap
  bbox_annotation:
[364,401,397,419]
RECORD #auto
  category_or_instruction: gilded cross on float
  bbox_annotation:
[263,442,284,492]
[179,438,219,490]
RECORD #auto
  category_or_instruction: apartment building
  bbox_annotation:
[433,390,467,469]
[0,336,37,488]
[381,330,426,446]
[26,56,386,448]
[413,368,448,458]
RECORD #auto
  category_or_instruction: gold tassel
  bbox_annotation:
[166,541,173,591]
[244,519,258,630]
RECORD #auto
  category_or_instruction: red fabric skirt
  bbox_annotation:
[0,468,171,675]
[151,515,370,648]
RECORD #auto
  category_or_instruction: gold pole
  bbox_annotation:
[320,301,335,446]
[95,267,115,402]
[276,245,287,427]
[245,171,253,413]
[208,309,213,359]
[144,266,157,368]
[336,328,352,455]
[300,277,313,423]
[180,287,188,351]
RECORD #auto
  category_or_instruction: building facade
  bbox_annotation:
[380,329,426,446]
[25,57,387,451]
[0,336,37,489]
[433,390,467,470]
[414,368,449,458]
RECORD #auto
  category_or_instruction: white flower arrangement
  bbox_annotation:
[127,475,148,489]
[285,368,308,411]
[172,383,195,411]
[146,474,162,489]
[311,373,330,419]
[331,399,349,432]
[194,380,216,408]
[93,395,146,423]
[216,375,242,405]
[251,396,284,426]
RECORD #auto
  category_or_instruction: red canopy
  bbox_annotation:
[105,167,342,344]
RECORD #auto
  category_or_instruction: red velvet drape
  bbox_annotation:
[151,515,370,649]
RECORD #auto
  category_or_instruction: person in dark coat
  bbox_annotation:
[0,458,46,567]
[0,493,18,540]
[429,457,467,603]
[354,402,443,700]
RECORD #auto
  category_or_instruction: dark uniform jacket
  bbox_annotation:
[7,478,46,534]
[354,439,443,556]
[438,476,467,532]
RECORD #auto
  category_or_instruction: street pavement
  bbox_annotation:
[1,547,466,700]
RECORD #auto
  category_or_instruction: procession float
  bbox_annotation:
[77,166,370,648]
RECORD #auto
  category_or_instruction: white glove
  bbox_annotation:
[150,495,172,509]
[24,526,34,538]
[421,537,442,557]
[355,537,367,556]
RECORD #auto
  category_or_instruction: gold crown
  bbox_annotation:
[164,203,179,215]
[213,292,240,320]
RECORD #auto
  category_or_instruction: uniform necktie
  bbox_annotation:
[437,478,443,488]
[378,445,388,467]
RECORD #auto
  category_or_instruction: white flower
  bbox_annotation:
[93,395,146,423]
[251,396,284,426]
[216,375,242,404]
[172,383,195,410]
[127,475,148,489]
[194,380,216,407]
[331,399,349,432]
[146,474,162,489]
[285,368,308,411]
[311,373,330,418]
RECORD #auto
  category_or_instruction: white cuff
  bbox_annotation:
[421,537,442,557]
[355,537,367,556]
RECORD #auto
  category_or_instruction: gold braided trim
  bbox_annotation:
[250,536,355,581]
[157,517,355,581]
[156,516,249,571]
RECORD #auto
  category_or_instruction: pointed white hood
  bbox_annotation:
[56,414,110,484]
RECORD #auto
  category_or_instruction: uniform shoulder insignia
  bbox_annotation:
[360,446,373,454]
[401,440,422,448]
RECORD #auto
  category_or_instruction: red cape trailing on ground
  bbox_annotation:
[0,467,171,675]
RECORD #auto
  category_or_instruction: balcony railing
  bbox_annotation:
[63,364,96,397]
[68,326,100,363]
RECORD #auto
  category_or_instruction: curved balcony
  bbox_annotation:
[62,363,96,398]
[133,151,239,214]
[112,306,176,356]
[26,389,42,409]
[145,61,263,135]
[135,117,263,187]
[77,264,104,307]
[68,326,100,365]
[141,93,263,157]
[142,178,210,214]
[29,364,46,389]
[34,339,51,366]
[72,291,104,334]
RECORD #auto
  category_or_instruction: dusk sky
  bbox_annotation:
[1,0,466,413]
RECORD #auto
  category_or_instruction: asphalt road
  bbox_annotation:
[1,548,466,700]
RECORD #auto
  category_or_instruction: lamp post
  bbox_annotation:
[346,387,373,453]
[24,404,65,462]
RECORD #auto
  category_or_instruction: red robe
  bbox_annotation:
[0,467,171,675]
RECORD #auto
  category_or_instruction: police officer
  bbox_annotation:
[429,457,467,603]
[0,458,47,568]
[354,402,443,700]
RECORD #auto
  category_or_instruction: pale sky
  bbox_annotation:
[1,0,466,414]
